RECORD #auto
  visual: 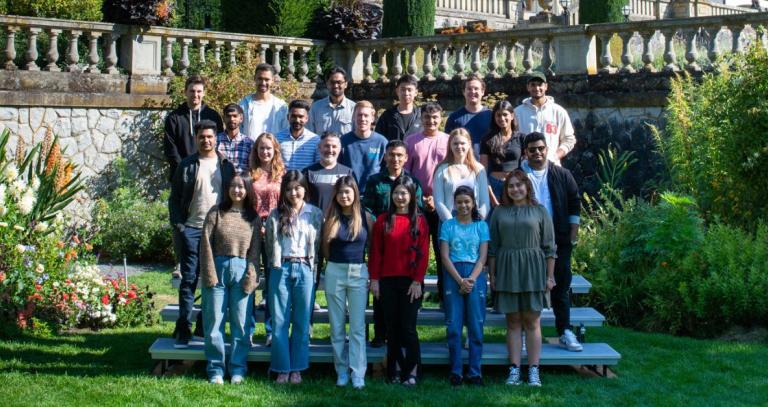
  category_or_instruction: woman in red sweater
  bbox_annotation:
[369,175,430,386]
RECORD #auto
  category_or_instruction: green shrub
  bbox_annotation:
[8,0,102,21]
[382,0,435,38]
[579,0,626,24]
[221,0,327,37]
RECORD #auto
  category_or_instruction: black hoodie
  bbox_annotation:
[163,102,223,181]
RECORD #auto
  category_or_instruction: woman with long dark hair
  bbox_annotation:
[199,174,261,384]
[369,175,430,386]
[480,100,522,207]
[264,170,323,384]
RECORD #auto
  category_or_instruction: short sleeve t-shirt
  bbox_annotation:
[439,218,491,263]
[480,133,522,173]
[303,162,354,214]
[185,157,222,228]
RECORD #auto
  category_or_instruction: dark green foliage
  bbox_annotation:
[316,0,383,43]
[579,0,626,24]
[382,0,435,38]
[102,0,174,26]
[221,0,327,37]
[171,0,222,31]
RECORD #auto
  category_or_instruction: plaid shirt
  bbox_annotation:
[216,131,253,174]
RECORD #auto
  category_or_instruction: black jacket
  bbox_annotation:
[374,105,422,142]
[163,103,223,181]
[543,162,581,245]
[168,152,235,228]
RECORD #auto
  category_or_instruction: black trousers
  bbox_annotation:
[424,209,443,301]
[380,276,422,379]
[552,242,573,336]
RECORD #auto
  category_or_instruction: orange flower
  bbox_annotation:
[85,243,93,252]
[661,261,668,267]
[72,235,81,245]
[0,271,5,283]
[45,141,61,176]
[56,241,65,249]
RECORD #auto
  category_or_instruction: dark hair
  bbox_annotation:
[385,175,422,268]
[321,131,341,140]
[223,103,244,116]
[420,102,443,116]
[386,139,407,152]
[463,73,486,91]
[277,170,310,236]
[255,63,276,76]
[218,174,257,221]
[322,175,363,258]
[396,74,419,89]
[453,186,482,221]
[288,99,311,112]
[483,100,518,167]
[325,66,348,82]
[195,119,218,136]
[502,169,536,206]
[184,75,206,90]
[522,132,547,150]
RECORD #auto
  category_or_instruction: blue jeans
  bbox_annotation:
[269,261,314,373]
[444,262,486,377]
[202,256,254,379]
[176,226,201,335]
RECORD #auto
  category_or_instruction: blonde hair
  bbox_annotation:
[249,132,285,182]
[322,176,363,259]
[354,100,376,116]
[438,128,481,175]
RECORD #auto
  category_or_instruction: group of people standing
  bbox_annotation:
[163,63,582,388]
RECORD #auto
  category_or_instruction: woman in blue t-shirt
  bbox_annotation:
[438,185,490,387]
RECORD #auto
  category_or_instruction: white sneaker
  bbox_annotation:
[209,376,224,385]
[505,365,521,385]
[230,375,244,384]
[336,372,350,387]
[352,377,365,389]
[559,329,583,352]
[528,366,541,387]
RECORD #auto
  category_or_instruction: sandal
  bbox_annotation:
[402,374,417,387]
[275,373,289,384]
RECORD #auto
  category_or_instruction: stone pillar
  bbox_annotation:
[119,28,162,75]
[328,43,364,83]
[668,0,712,18]
[553,32,597,75]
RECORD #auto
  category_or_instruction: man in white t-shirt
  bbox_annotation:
[514,72,576,166]
[238,63,289,140]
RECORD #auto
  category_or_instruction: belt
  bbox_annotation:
[282,256,309,264]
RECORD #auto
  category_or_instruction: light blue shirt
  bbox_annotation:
[275,127,320,171]
[307,96,356,135]
[439,218,490,263]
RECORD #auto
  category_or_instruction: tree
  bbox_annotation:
[382,0,435,38]
[579,0,627,24]
[221,0,327,37]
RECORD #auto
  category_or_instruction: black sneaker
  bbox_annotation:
[174,330,191,349]
[370,337,385,348]
[465,376,484,386]
[449,374,463,387]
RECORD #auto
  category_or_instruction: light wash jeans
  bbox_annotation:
[269,261,313,373]
[444,262,486,378]
[201,256,254,379]
[324,261,369,380]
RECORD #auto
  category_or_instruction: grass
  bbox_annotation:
[1,268,767,406]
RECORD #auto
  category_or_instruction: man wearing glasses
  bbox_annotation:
[307,66,356,136]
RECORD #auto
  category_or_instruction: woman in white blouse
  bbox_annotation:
[433,128,490,222]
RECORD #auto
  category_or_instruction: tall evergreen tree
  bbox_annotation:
[382,0,435,38]
[579,0,627,24]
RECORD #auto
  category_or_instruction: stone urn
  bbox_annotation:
[538,0,554,13]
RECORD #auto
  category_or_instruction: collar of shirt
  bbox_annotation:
[218,131,244,144]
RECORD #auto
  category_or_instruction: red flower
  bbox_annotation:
[130,284,138,291]
[127,291,137,299]
[0,271,5,283]
[111,280,120,290]
[35,284,42,291]
[62,293,69,301]
[101,294,110,305]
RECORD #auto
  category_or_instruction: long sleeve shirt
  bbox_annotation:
[514,96,576,166]
[432,163,490,221]
[368,213,430,282]
[199,208,261,293]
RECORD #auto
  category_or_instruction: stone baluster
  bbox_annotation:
[66,30,81,72]
[314,48,323,83]
[599,33,617,74]
[438,44,450,80]
[162,36,175,75]
[640,30,656,73]
[486,41,499,79]
[25,27,41,71]
[214,41,223,69]
[662,29,679,72]
[470,42,482,75]
[406,46,418,77]
[103,32,119,74]
[197,39,209,65]
[86,31,101,73]
[272,45,282,77]
[377,48,390,83]
[705,26,721,68]
[4,26,19,70]
[391,47,403,82]
[362,47,375,84]
[521,39,533,74]
[619,31,636,74]
[244,44,254,65]
[504,42,518,77]
[259,43,268,64]
[684,28,700,72]
[227,41,238,67]
[453,44,466,80]
[422,44,435,81]
[44,29,62,72]
[298,46,309,83]
[180,38,191,75]
[541,37,553,75]
[730,26,744,54]
[286,46,296,80]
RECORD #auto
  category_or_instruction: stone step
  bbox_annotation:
[160,304,605,327]
[171,274,592,294]
[149,337,621,366]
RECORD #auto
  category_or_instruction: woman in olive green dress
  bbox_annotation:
[488,169,556,387]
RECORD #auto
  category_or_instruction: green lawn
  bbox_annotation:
[1,269,767,406]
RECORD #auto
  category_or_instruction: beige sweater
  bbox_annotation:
[200,207,262,293]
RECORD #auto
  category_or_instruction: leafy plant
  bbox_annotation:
[317,0,383,43]
[597,144,638,191]
[7,0,102,21]
[102,0,175,26]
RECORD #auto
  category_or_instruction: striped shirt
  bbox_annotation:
[275,127,320,171]
[216,131,253,174]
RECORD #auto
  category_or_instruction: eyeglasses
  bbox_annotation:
[526,146,546,153]
[328,80,346,85]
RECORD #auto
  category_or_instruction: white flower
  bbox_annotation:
[16,244,25,253]
[118,297,127,305]
[13,224,24,231]
[54,212,65,225]
[9,179,26,199]
[18,192,35,215]
[0,206,6,217]
[3,164,18,181]
[0,222,7,227]
[35,263,44,274]
[53,281,60,288]
[34,222,48,233]
[30,176,40,191]
[0,183,6,202]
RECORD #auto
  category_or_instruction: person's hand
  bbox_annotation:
[370,279,380,299]
[546,277,556,291]
[423,196,435,212]
[407,281,422,303]
[459,278,474,294]
[175,223,185,233]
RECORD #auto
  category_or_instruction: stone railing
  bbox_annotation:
[0,15,326,81]
[340,11,768,82]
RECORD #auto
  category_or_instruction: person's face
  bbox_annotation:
[463,79,484,105]
[421,111,441,133]
[288,108,308,132]
[197,129,216,153]
[355,107,374,132]
[257,138,275,163]
[319,137,341,162]
[326,73,347,98]
[450,135,470,159]
[392,185,411,211]
[527,80,548,99]
[335,185,356,209]
[228,177,247,203]
[285,181,305,206]
[396,83,417,106]
[385,146,408,172]
[525,140,548,167]
[185,84,204,107]
[454,194,474,218]
[506,177,528,203]
[255,69,274,94]
[224,110,243,131]
[495,109,514,130]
